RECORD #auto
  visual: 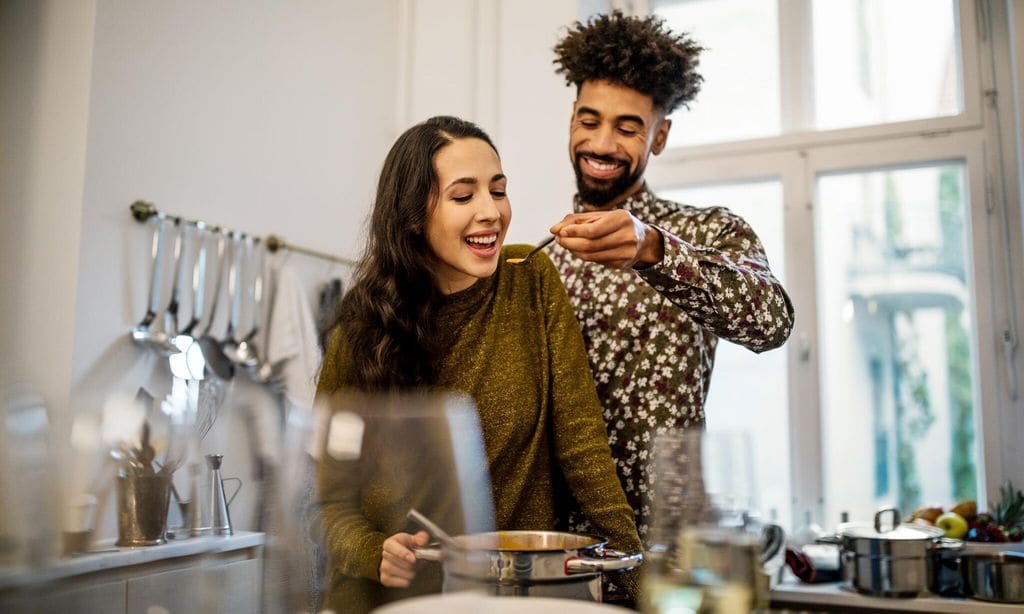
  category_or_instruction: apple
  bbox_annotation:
[935,511,969,539]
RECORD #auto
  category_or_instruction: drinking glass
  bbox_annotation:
[643,429,765,614]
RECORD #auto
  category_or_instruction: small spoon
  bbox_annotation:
[407,508,460,551]
[505,235,555,265]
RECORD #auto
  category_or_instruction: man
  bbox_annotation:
[548,11,795,543]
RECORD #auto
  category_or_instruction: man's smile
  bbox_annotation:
[578,153,628,181]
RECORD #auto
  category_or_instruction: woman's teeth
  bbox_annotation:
[466,234,497,246]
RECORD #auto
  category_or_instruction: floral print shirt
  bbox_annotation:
[547,186,794,542]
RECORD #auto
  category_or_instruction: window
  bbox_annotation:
[816,163,977,523]
[811,0,962,130]
[646,0,1018,531]
[653,0,965,145]
[658,180,792,529]
[652,0,780,146]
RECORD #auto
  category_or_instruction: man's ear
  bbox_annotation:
[651,117,671,156]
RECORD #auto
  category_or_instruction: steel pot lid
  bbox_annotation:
[840,507,943,541]
[842,523,944,541]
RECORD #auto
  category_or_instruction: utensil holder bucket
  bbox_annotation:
[116,474,171,546]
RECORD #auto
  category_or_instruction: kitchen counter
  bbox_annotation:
[0,531,264,590]
[0,531,264,614]
[770,579,1022,613]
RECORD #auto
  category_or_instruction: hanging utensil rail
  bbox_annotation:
[129,200,356,267]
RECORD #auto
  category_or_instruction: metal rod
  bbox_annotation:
[129,200,355,267]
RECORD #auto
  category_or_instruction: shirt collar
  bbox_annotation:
[573,184,675,223]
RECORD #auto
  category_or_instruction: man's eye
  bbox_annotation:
[619,127,638,136]
[452,194,472,203]
[580,120,598,128]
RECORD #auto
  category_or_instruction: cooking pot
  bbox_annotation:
[414,530,642,602]
[964,552,1024,603]
[819,507,946,598]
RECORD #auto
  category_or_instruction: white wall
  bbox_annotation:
[2,0,594,541]
[400,0,581,244]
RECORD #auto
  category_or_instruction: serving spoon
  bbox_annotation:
[505,235,555,265]
[407,508,461,551]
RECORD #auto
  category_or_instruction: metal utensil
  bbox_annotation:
[157,219,189,355]
[407,508,461,551]
[252,258,278,384]
[505,235,555,265]
[229,235,260,369]
[198,231,236,380]
[131,216,169,346]
[169,223,209,380]
[220,233,248,365]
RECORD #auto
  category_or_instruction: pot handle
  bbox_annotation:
[413,546,442,562]
[874,506,900,533]
[565,548,643,574]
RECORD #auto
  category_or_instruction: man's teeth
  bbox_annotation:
[466,235,497,245]
[586,157,620,171]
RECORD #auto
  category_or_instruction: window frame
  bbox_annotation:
[639,0,1022,525]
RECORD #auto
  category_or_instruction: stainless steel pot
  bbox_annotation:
[964,552,1024,603]
[414,530,642,602]
[825,507,945,598]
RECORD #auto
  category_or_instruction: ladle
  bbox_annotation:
[220,233,248,366]
[131,216,169,346]
[229,235,260,369]
[158,219,188,355]
[169,222,209,380]
[251,256,277,384]
[198,231,236,380]
[407,508,461,551]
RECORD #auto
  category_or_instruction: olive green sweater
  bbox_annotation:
[316,245,641,613]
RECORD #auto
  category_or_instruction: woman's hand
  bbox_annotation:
[379,530,430,587]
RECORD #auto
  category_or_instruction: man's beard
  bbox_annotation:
[573,153,645,207]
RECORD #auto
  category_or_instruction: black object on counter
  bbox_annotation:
[786,545,844,583]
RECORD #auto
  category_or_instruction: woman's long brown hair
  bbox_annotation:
[331,116,498,390]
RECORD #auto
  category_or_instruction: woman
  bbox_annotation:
[316,116,640,612]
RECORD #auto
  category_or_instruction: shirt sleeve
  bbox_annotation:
[636,206,794,352]
[533,253,643,595]
[315,328,389,583]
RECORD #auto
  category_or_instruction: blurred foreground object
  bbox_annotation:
[0,387,59,568]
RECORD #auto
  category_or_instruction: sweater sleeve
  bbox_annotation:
[533,253,643,588]
[315,327,389,583]
[636,206,794,352]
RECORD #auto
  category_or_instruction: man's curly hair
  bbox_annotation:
[553,11,703,114]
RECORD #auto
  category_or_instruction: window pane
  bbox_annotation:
[653,0,780,146]
[816,164,977,526]
[812,0,961,130]
[657,180,790,529]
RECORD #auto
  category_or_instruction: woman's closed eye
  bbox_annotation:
[451,193,473,203]
[490,189,507,199]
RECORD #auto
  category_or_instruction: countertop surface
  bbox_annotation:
[0,530,264,590]
[770,579,1023,613]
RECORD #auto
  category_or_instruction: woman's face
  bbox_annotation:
[426,137,511,294]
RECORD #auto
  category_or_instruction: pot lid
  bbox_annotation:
[841,522,943,541]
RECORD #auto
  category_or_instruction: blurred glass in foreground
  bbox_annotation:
[643,430,768,614]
